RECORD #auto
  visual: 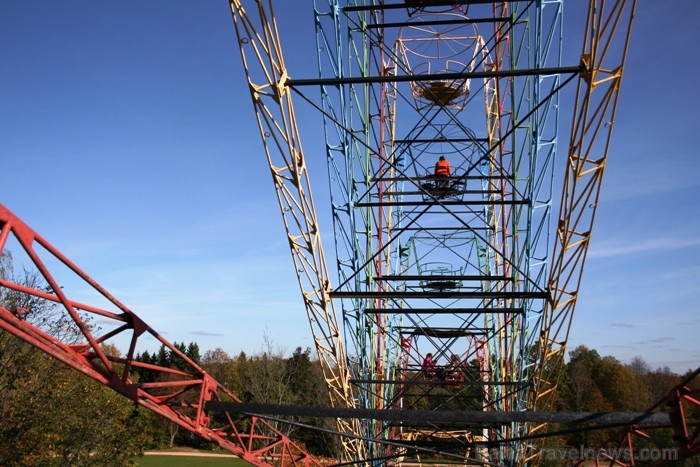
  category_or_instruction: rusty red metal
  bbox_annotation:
[0,204,322,467]
[572,368,700,467]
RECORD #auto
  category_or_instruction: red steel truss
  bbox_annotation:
[1,204,698,465]
[572,368,700,467]
[0,203,321,467]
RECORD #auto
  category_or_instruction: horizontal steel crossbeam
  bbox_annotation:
[343,0,526,13]
[365,16,511,30]
[287,65,583,87]
[363,307,524,314]
[205,402,673,426]
[373,274,511,282]
[354,199,529,207]
[331,290,550,299]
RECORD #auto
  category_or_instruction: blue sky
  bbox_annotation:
[1,2,698,374]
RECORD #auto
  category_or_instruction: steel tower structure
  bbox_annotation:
[311,1,566,463]
[229,0,636,465]
[0,1,656,466]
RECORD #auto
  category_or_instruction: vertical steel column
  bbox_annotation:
[228,1,365,461]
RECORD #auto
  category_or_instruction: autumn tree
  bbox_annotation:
[562,347,628,447]
[199,339,338,457]
[560,346,683,455]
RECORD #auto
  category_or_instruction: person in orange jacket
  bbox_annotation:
[434,155,451,178]
[434,156,451,190]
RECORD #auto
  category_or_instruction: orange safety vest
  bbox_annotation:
[435,158,451,177]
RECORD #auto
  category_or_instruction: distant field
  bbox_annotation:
[134,454,250,467]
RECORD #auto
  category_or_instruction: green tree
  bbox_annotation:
[597,355,651,411]
[286,347,320,404]
[201,347,243,393]
[42,348,155,466]
[0,254,154,465]
[186,341,201,365]
[284,347,337,456]
[643,364,681,402]
[243,334,292,406]
[156,344,169,367]
[562,346,614,448]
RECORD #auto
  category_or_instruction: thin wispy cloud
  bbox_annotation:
[600,344,637,350]
[589,236,700,259]
[610,323,639,328]
[603,172,699,202]
[602,149,700,202]
[649,359,699,372]
[633,337,674,345]
[191,330,225,337]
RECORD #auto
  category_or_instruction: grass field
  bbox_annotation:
[134,454,250,466]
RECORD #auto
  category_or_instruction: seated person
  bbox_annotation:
[434,156,451,179]
[429,155,452,192]
[445,354,464,383]
[422,353,437,380]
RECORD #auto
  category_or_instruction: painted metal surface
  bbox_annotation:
[571,368,700,466]
[0,204,321,467]
[311,1,567,464]
[227,0,365,461]
[307,0,635,465]
[0,1,648,466]
[531,0,639,434]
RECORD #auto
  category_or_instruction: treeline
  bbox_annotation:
[132,340,336,455]
[0,253,697,465]
[542,345,699,464]
[0,331,335,465]
[0,333,155,466]
[0,332,697,465]
[0,252,335,465]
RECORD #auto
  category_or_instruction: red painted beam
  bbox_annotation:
[572,368,700,467]
[0,204,323,467]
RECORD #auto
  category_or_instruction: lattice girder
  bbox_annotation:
[0,204,320,466]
